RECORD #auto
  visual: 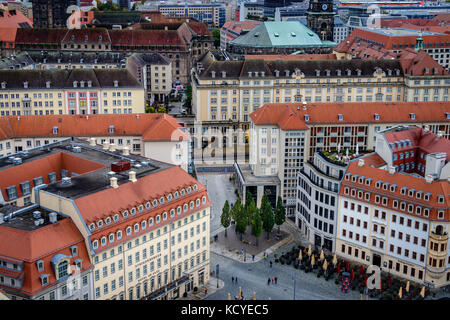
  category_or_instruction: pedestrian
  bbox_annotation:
[252,254,255,262]
[235,277,238,284]
[232,276,234,283]
[267,278,271,285]
[205,289,208,296]
[272,278,274,284]
[275,277,278,284]
[270,261,272,268]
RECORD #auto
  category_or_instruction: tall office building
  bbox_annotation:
[31,0,77,28]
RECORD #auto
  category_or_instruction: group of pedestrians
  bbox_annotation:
[267,277,278,285]
[231,276,238,284]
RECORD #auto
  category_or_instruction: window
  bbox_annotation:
[57,260,69,279]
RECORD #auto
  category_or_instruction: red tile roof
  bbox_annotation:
[383,127,450,161]
[250,102,450,130]
[0,113,189,142]
[0,218,93,296]
[398,49,448,76]
[0,9,32,28]
[0,152,106,201]
[340,155,450,221]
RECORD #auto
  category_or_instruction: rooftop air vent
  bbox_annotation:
[61,177,72,185]
[49,212,57,224]
[72,146,81,153]
[33,211,41,219]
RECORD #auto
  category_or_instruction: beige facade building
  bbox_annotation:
[0,138,210,300]
[0,69,145,116]
[237,101,450,215]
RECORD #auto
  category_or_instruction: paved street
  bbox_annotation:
[207,244,364,301]
[197,173,237,236]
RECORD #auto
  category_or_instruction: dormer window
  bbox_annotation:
[196,199,200,206]
[383,182,389,190]
[134,223,139,232]
[400,187,407,195]
[113,214,119,222]
[40,274,49,286]
[345,173,351,180]
[408,189,415,197]
[116,230,122,240]
[97,220,103,228]
[183,204,188,212]
[36,260,44,272]
[101,236,107,246]
[177,206,182,215]
[374,113,380,120]
[174,191,179,199]
[56,260,69,279]
[187,187,192,194]
[316,70,320,76]
[155,215,161,224]
[141,220,147,230]
[337,70,341,76]
[193,184,198,191]
[424,193,431,201]
[73,81,78,88]
[180,189,185,196]
[437,211,444,219]
[202,196,207,204]
[167,194,172,201]
[375,180,382,188]
[92,240,98,249]
[130,208,136,215]
[410,113,416,120]
[338,114,343,121]
[138,205,144,213]
[423,208,430,217]
[70,245,78,257]
[23,81,28,88]
[126,227,132,236]
[1,81,6,89]
[438,195,444,203]
[163,212,167,220]
[89,223,95,231]
[170,209,175,217]
[159,197,164,204]
[109,234,114,243]
[304,114,309,122]
[365,178,372,186]
[148,218,154,226]
[46,81,51,88]
[390,184,397,192]
[122,210,129,218]
[393,200,398,208]
[109,125,114,133]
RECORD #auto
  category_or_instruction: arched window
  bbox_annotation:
[130,208,136,215]
[89,223,95,231]
[174,191,179,199]
[160,197,165,204]
[148,218,154,226]
[183,204,188,212]
[193,184,198,191]
[101,236,107,246]
[196,199,200,207]
[109,234,114,243]
[190,201,194,209]
[167,194,172,201]
[145,202,151,209]
[202,196,206,204]
[180,189,185,196]
[105,217,111,225]
[177,206,182,215]
[97,220,103,228]
[92,240,99,249]
[170,209,175,217]
[156,215,161,224]
[134,223,139,232]
[113,214,119,222]
[153,200,158,207]
[122,211,129,218]
[126,226,132,236]
[141,220,147,230]
[138,205,144,213]
[57,260,69,279]
[163,212,167,220]
[187,187,192,194]
[117,230,122,240]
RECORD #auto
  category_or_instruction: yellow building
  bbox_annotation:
[8,138,211,300]
[0,69,145,116]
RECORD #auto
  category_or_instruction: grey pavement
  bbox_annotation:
[197,173,237,236]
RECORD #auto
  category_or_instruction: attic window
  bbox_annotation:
[109,125,114,133]
[36,260,44,272]
[1,82,5,89]
[70,245,78,257]
[374,113,379,120]
[52,126,58,134]
[46,81,51,88]
[304,114,309,122]
[23,81,28,88]
[410,113,416,120]
[338,114,343,121]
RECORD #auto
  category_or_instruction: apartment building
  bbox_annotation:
[126,53,172,103]
[336,126,449,288]
[0,204,94,300]
[158,4,226,28]
[335,27,450,70]
[0,69,145,116]
[236,101,450,215]
[296,151,348,253]
[0,113,190,179]
[0,138,210,299]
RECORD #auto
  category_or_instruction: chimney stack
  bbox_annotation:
[425,175,433,184]
[110,177,118,188]
[109,143,116,152]
[129,171,137,182]
[90,137,96,146]
[103,141,110,150]
[122,146,130,156]
[389,166,396,175]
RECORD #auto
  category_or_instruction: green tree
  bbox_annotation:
[274,196,286,235]
[235,202,247,241]
[157,106,167,113]
[230,197,242,223]
[261,195,274,239]
[251,208,262,246]
[145,106,155,113]
[212,28,220,48]
[244,192,256,226]
[183,84,192,110]
[221,200,231,237]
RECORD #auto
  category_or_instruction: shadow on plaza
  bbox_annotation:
[213,223,289,259]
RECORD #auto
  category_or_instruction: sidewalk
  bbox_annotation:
[210,223,295,264]
[178,277,225,300]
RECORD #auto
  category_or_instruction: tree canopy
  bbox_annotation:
[261,194,274,239]
[221,200,231,237]
[251,207,263,246]
[274,196,286,234]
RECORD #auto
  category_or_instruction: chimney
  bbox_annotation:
[90,137,96,146]
[129,171,137,182]
[110,177,118,188]
[103,141,110,150]
[122,146,130,156]
[425,175,433,184]
[388,166,396,175]
[49,212,58,224]
[358,159,365,167]
[109,143,116,152]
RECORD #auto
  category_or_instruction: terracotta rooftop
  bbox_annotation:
[0,113,188,142]
[250,102,450,130]
[0,9,32,29]
[245,54,337,61]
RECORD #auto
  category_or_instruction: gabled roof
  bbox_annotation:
[0,114,189,142]
[250,102,450,130]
